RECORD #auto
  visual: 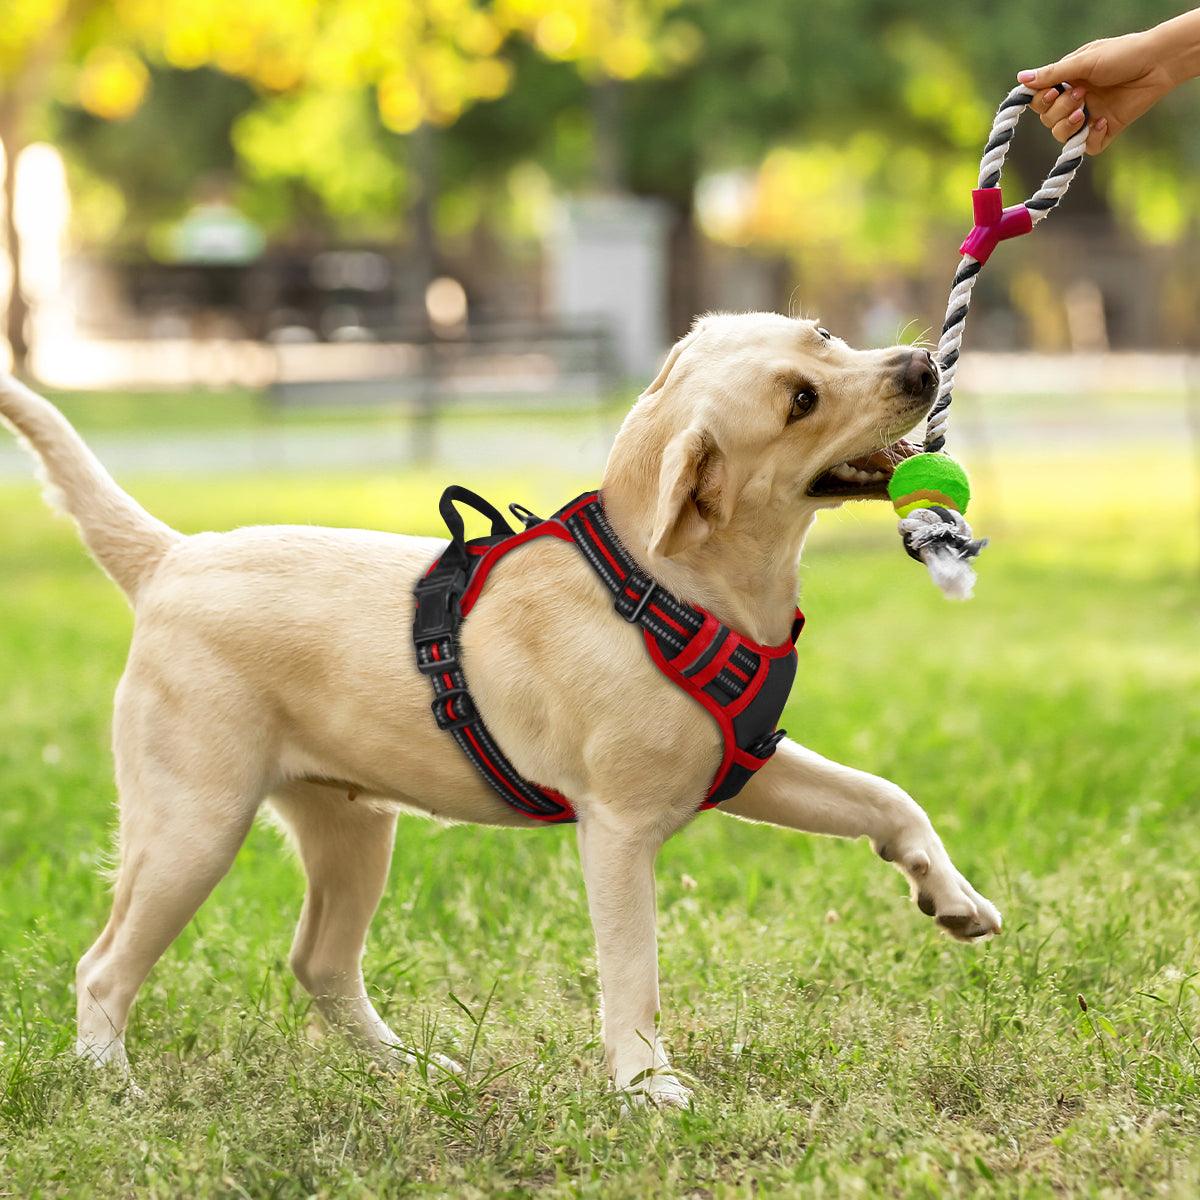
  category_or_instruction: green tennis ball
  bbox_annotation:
[888,453,971,518]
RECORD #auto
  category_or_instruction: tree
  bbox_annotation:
[11,0,684,362]
[9,0,1200,367]
[1,0,101,373]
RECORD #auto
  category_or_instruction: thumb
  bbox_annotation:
[1016,50,1090,90]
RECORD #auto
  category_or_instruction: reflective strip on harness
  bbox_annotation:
[412,489,801,825]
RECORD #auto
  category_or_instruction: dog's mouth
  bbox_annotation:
[807,438,921,500]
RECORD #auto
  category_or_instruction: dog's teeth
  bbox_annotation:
[828,463,888,486]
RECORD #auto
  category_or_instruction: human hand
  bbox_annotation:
[1016,22,1192,155]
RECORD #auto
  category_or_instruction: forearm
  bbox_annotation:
[721,738,929,843]
[1149,8,1200,86]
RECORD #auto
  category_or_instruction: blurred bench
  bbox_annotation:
[265,321,620,412]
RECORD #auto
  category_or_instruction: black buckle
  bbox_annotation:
[413,569,465,640]
[432,687,475,731]
[748,729,786,759]
[617,574,656,624]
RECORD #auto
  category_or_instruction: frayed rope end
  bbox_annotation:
[897,506,988,602]
[921,544,978,600]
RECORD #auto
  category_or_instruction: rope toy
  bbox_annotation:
[893,83,1089,599]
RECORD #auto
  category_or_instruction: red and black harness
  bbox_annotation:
[412,487,803,824]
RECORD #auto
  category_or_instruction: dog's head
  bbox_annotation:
[607,312,937,560]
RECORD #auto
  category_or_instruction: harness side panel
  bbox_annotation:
[414,489,802,824]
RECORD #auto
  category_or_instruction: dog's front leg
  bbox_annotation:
[723,739,1001,940]
[576,813,691,1109]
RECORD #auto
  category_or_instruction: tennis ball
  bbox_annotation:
[888,453,971,518]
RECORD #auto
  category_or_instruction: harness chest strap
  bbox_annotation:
[412,488,803,824]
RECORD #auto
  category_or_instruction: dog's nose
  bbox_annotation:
[901,348,937,397]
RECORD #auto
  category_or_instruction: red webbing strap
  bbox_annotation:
[414,510,576,823]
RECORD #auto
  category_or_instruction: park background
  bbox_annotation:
[1,0,1198,1196]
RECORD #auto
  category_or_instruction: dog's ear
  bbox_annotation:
[642,325,702,396]
[649,426,730,559]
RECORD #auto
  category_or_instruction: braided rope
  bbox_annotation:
[924,84,1089,452]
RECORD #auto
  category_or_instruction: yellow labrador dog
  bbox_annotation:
[0,312,1000,1107]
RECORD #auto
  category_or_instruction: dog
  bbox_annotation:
[0,312,1000,1107]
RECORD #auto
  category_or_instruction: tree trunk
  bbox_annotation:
[591,79,623,193]
[408,122,439,317]
[666,198,701,339]
[0,109,30,376]
[408,122,440,464]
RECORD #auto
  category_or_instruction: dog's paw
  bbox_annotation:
[618,1070,693,1113]
[76,1038,146,1100]
[80,1062,146,1104]
[877,834,1001,942]
[382,1045,465,1079]
[415,1050,465,1078]
[914,865,1002,942]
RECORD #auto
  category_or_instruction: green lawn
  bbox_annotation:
[0,441,1198,1197]
[38,383,1191,438]
[41,387,625,435]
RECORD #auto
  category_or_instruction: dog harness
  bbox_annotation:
[412,487,803,824]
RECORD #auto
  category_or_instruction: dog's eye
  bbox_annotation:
[816,327,832,341]
[789,387,819,421]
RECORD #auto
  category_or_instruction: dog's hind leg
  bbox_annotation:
[722,738,1002,940]
[269,784,460,1076]
[75,675,267,1078]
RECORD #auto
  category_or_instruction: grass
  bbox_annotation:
[39,382,1193,438]
[0,431,1198,1197]
[41,387,624,436]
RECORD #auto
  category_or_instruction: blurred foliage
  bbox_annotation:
[3,0,1199,266]
[53,67,258,242]
[0,0,68,77]
[232,90,410,237]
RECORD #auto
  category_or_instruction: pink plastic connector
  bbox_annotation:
[958,188,1033,265]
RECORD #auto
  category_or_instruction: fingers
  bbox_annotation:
[1032,84,1082,125]
[1086,116,1109,156]
[1051,103,1087,145]
[1016,48,1091,92]
[1028,84,1086,144]
[1029,90,1108,153]
[1026,85,1058,116]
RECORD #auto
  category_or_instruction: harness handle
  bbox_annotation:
[438,485,516,551]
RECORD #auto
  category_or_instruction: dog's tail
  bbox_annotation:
[0,374,180,601]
